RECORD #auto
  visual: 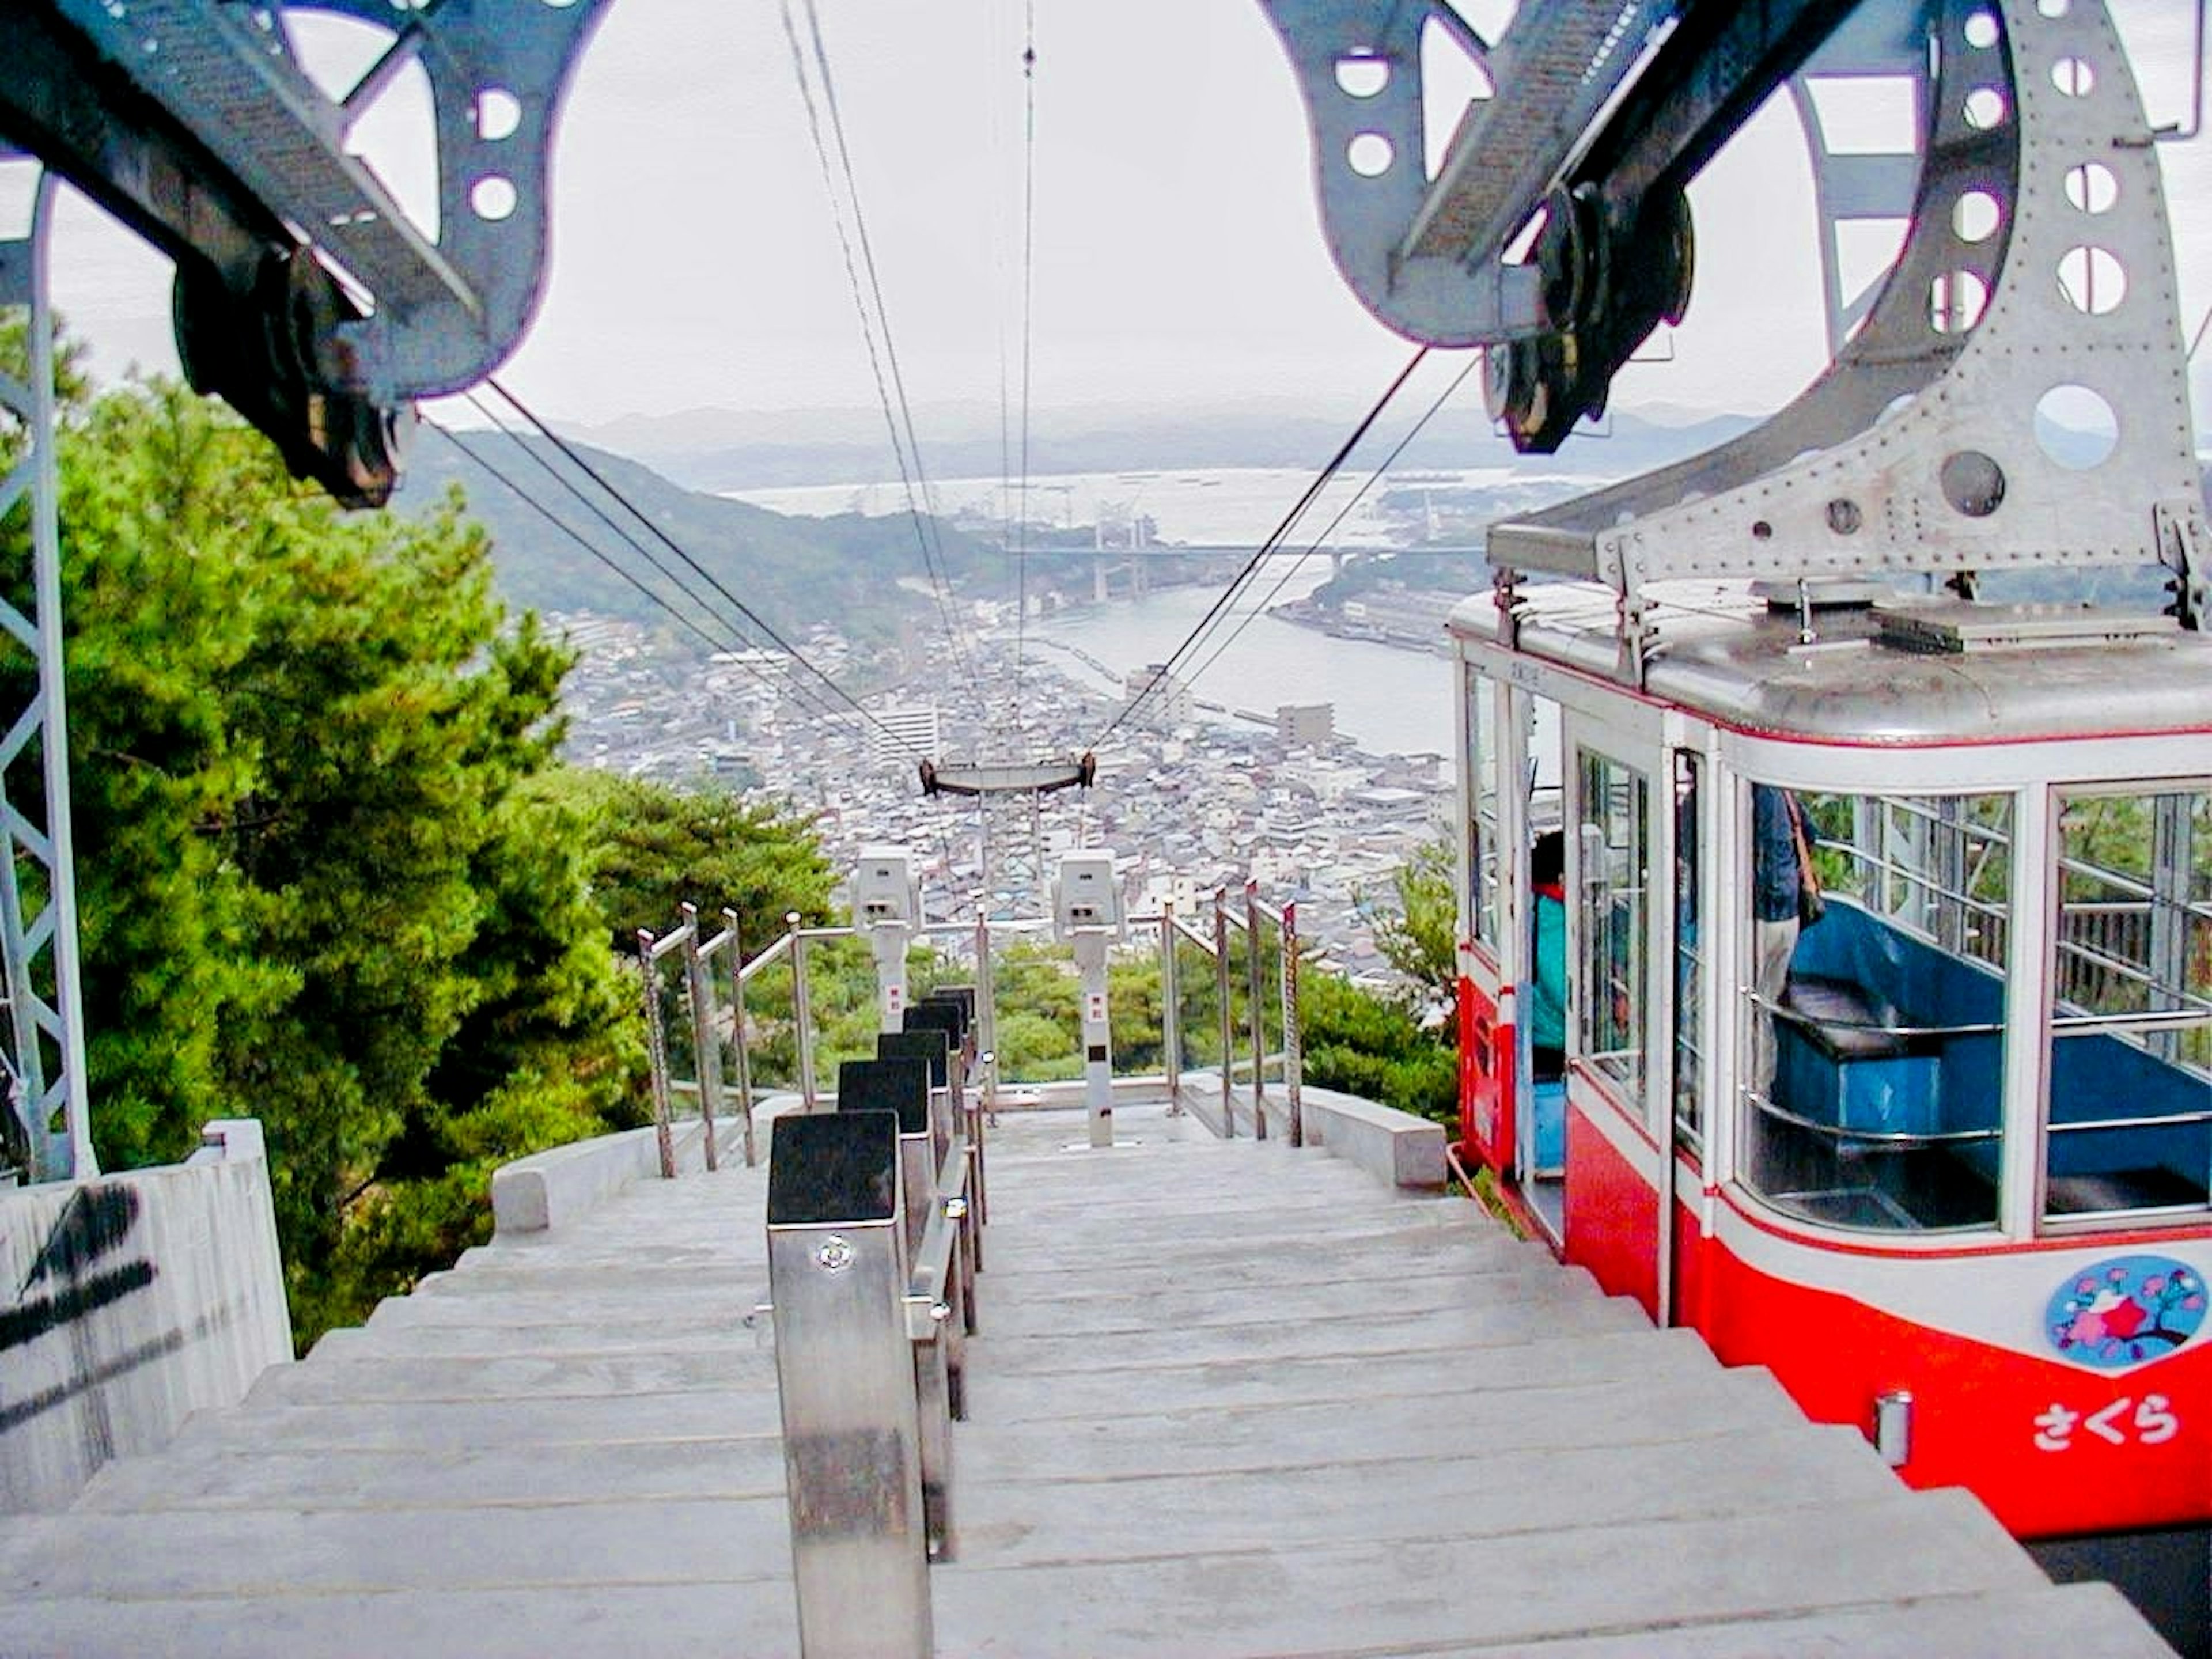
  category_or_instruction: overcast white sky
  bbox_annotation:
[20,0,2212,439]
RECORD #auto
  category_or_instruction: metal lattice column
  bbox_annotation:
[0,164,93,1183]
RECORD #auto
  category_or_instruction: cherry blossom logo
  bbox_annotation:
[2045,1256,2206,1369]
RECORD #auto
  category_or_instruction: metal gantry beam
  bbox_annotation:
[0,166,93,1184]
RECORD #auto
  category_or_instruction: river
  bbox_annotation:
[1027,567,1457,756]
[729,467,1482,755]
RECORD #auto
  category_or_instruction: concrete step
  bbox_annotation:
[972,1284,1647,1378]
[320,1313,778,1361]
[959,1362,1802,1480]
[247,1342,772,1406]
[928,1490,2046,1656]
[974,1210,1516,1279]
[955,1422,1907,1567]
[74,1434,787,1512]
[1,1584,799,1659]
[6,1578,2166,1659]
[960,1324,1729,1421]
[0,1494,792,1600]
[1410,1582,2179,1659]
[169,1387,785,1454]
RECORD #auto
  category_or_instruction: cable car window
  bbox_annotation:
[2046,785,2211,1224]
[1465,668,1502,952]
[1742,786,2011,1233]
[1577,750,1648,1108]
[1673,753,1703,1152]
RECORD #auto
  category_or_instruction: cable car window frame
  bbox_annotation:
[2041,778,2212,1231]
[1738,782,2016,1236]
[1463,664,1504,959]
[1575,746,1652,1115]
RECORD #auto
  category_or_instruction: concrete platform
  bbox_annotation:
[0,1100,2178,1657]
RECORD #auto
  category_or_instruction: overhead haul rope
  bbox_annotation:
[783,0,989,722]
[1093,346,1430,744]
[1012,0,1039,741]
[474,381,935,758]
[1177,351,1481,691]
[429,415,844,718]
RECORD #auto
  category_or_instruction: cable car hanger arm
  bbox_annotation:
[1259,1,1875,450]
[0,0,613,506]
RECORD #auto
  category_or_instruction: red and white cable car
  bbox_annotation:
[1257,0,2209,1635]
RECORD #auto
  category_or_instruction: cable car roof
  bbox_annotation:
[1451,583,2212,748]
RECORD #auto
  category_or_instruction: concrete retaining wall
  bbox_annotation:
[1294,1086,1450,1188]
[1176,1077,1448,1190]
[1,1120,292,1512]
[491,1117,743,1237]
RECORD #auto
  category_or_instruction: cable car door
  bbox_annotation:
[1456,664,1520,1173]
[1560,708,1669,1315]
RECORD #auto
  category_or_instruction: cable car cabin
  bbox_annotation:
[1449,580,2210,1571]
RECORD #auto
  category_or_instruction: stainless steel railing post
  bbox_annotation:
[724,909,759,1168]
[789,911,817,1112]
[1282,899,1304,1148]
[1160,900,1182,1113]
[637,927,677,1179]
[1245,879,1268,1141]
[766,1112,933,1657]
[1214,887,1234,1137]
[680,903,723,1173]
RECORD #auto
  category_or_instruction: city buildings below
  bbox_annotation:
[868,702,941,767]
[1276,702,1334,745]
[551,610,1450,991]
[1123,662,1194,726]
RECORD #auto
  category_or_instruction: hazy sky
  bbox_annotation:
[21,0,2212,438]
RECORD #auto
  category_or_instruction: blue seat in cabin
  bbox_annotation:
[1777,901,2005,1155]
[2047,1030,2210,1213]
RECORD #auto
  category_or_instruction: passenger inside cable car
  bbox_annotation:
[1741,781,2209,1234]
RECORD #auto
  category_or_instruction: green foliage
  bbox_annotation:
[1370,835,1459,1019]
[2,378,681,1346]
[1298,970,1458,1128]
[990,942,1082,1082]
[555,770,838,949]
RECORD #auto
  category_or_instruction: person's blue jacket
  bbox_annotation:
[1752,785,1801,923]
[1530,887,1567,1052]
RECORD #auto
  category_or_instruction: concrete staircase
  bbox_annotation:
[0,1104,2177,1657]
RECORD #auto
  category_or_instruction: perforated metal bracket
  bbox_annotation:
[1253,0,1543,344]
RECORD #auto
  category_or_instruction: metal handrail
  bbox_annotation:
[2048,1107,2212,1135]
[1744,1088,2002,1147]
[1748,990,2006,1043]
[735,931,793,987]
[649,880,1311,1153]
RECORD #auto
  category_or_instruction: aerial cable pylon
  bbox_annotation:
[0,167,93,1183]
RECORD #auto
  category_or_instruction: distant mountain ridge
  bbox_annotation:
[567,400,1762,494]
[396,426,1012,643]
